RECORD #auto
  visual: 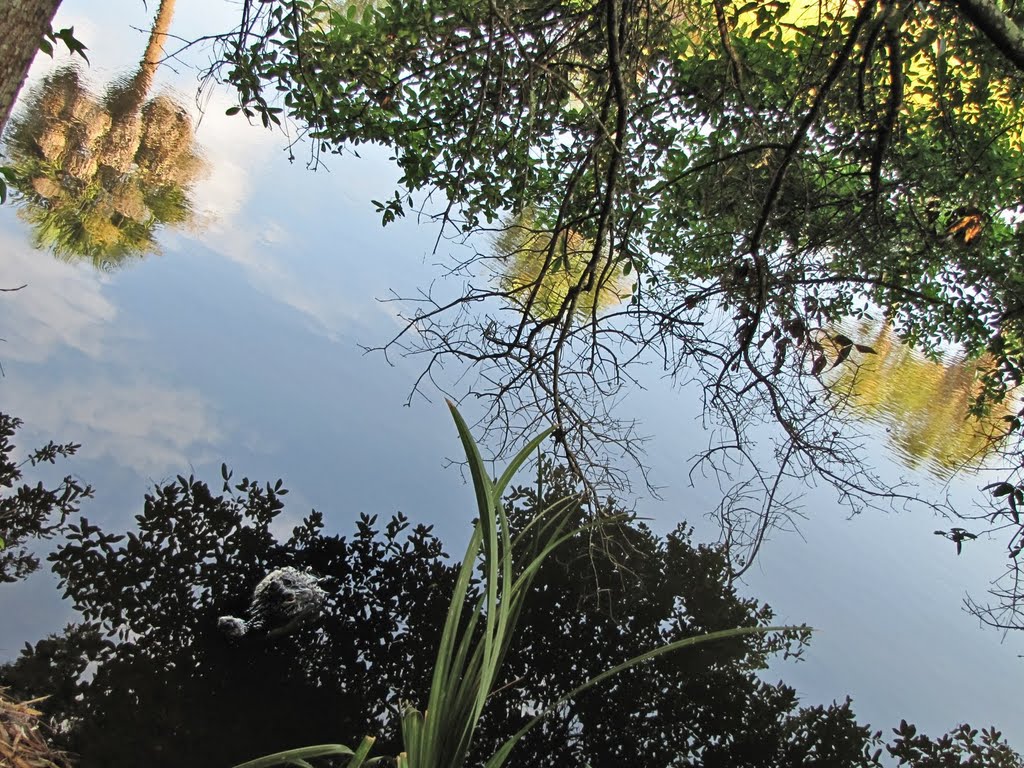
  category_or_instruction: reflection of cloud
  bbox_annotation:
[4,375,221,476]
[187,90,280,223]
[16,13,392,344]
[0,230,118,362]
[218,238,361,342]
[164,89,367,340]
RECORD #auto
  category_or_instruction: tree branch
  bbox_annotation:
[950,0,1024,72]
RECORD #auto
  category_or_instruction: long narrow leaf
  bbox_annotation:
[400,705,424,764]
[234,745,354,768]
[421,520,484,764]
[446,402,501,693]
[446,401,496,534]
[450,403,502,751]
[348,736,378,768]
[508,493,589,554]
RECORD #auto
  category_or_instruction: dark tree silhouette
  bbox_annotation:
[2,458,1019,767]
[0,412,91,583]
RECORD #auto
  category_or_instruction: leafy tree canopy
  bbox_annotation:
[212,0,1024,621]
[0,412,91,583]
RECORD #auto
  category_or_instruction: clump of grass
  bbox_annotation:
[0,688,73,768]
[236,402,798,768]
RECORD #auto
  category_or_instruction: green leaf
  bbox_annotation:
[831,344,852,369]
[986,482,1015,497]
[233,744,355,768]
[54,27,89,62]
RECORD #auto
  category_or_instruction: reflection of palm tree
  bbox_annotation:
[2,0,204,270]
[493,210,628,321]
[831,320,1011,476]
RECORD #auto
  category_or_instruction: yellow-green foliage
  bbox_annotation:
[831,321,1013,476]
[493,212,628,322]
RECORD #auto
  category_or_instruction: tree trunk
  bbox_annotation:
[952,0,1024,72]
[103,0,178,173]
[139,0,177,86]
[131,0,177,110]
[0,0,62,136]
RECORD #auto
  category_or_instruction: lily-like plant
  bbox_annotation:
[235,402,798,768]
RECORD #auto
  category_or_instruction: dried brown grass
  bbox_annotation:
[0,689,72,768]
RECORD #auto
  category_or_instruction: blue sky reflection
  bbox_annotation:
[1,0,1023,754]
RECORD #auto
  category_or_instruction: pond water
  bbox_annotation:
[2,0,1024,764]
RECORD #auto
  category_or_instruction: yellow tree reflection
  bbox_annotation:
[831,321,1012,477]
[493,211,629,322]
[2,0,205,270]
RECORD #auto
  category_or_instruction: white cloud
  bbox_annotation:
[153,84,373,339]
[187,89,283,223]
[0,228,118,362]
[180,141,372,340]
[4,374,222,477]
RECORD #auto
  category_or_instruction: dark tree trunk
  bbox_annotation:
[0,0,62,135]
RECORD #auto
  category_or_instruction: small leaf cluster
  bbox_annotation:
[39,26,89,62]
[0,412,92,583]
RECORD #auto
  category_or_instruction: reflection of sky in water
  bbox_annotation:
[2,0,1024,752]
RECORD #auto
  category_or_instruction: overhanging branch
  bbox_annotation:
[950,0,1024,71]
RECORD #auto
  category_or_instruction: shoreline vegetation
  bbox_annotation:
[0,407,1022,766]
[0,686,72,768]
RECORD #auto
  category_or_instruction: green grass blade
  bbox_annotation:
[447,404,503,708]
[400,705,424,764]
[466,500,512,734]
[348,736,376,767]
[508,493,586,554]
[484,625,808,768]
[421,524,485,765]
[446,400,496,532]
[446,401,501,707]
[233,745,354,768]
[437,401,556,764]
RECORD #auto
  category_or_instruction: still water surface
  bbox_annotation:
[2,0,1024,762]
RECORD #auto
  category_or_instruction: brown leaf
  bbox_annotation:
[832,333,853,348]
[947,208,987,244]
[831,345,852,368]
